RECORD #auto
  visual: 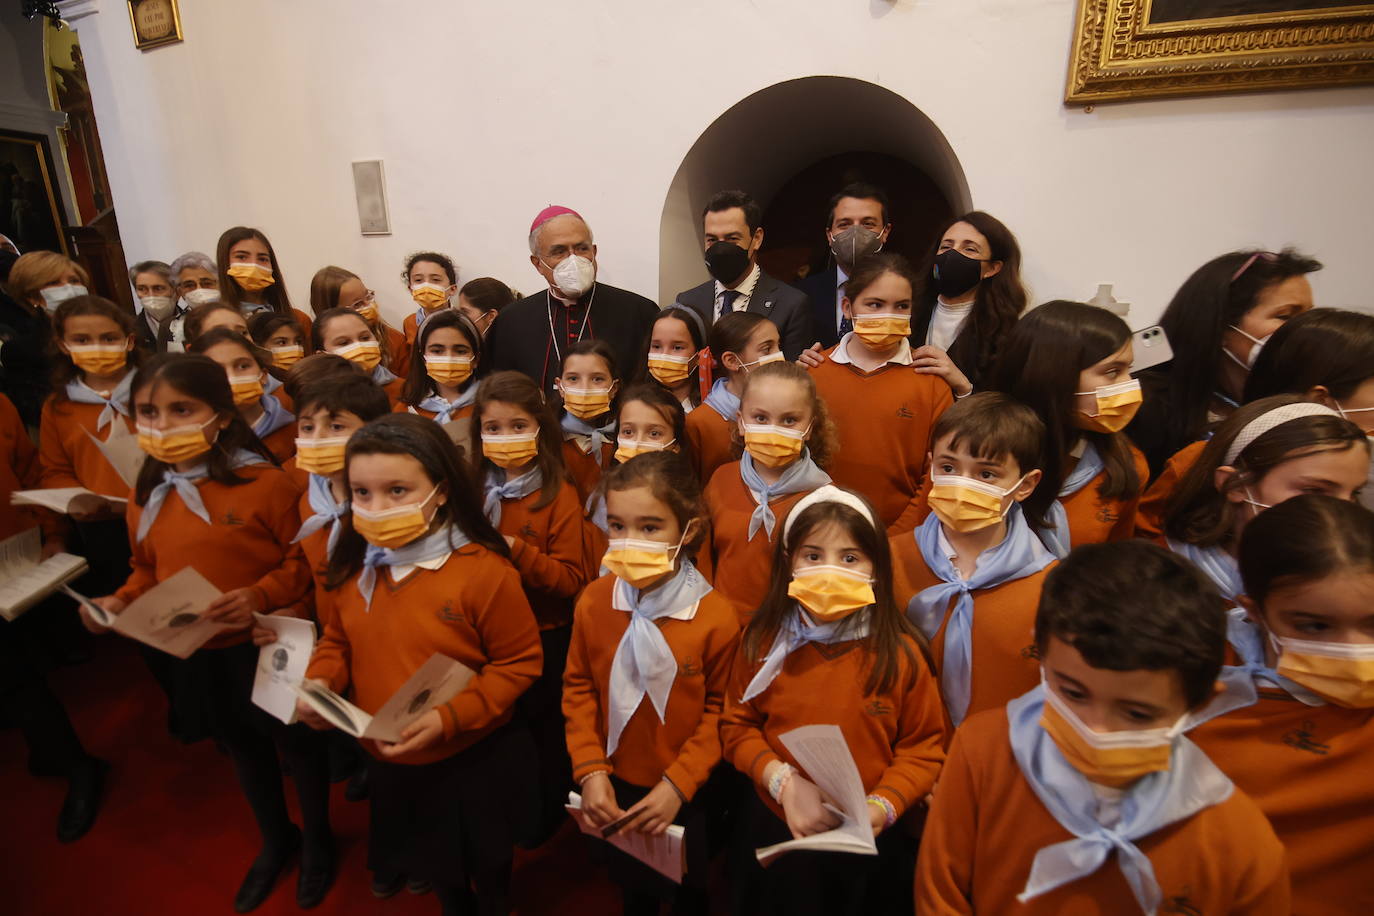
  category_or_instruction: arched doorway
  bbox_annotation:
[658,76,971,303]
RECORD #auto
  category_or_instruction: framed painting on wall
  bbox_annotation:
[127,0,184,51]
[1066,1,1374,104]
[0,129,70,256]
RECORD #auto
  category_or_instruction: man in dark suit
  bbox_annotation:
[128,260,183,352]
[673,190,814,361]
[488,206,659,393]
[796,182,892,349]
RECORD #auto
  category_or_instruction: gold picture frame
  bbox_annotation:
[1066,1,1374,104]
[0,129,71,256]
[127,0,183,51]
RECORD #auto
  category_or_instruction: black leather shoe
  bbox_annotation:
[233,826,301,913]
[57,758,108,843]
[370,871,405,899]
[344,765,369,802]
[406,877,432,895]
[295,841,336,910]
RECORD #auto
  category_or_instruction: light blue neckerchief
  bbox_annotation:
[371,364,397,386]
[741,606,871,702]
[65,370,135,431]
[482,466,542,528]
[1165,538,1242,603]
[357,525,469,611]
[251,390,295,440]
[702,377,740,422]
[909,504,1054,726]
[606,561,714,756]
[738,450,831,541]
[263,374,284,397]
[1188,608,1324,728]
[1036,441,1105,559]
[136,447,266,543]
[417,383,475,425]
[413,306,427,328]
[292,472,347,558]
[560,412,616,465]
[587,490,608,532]
[1007,685,1234,915]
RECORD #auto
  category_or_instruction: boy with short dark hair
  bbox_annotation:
[891,392,1055,726]
[915,540,1290,914]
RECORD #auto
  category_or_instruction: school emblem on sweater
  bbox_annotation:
[1161,892,1201,916]
[1019,643,1040,661]
[864,699,893,717]
[896,405,914,419]
[1282,720,1329,756]
[520,523,537,540]
[1095,506,1120,524]
[436,601,467,626]
[680,656,702,678]
[222,510,244,526]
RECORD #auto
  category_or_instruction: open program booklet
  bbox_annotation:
[754,724,878,866]
[566,792,686,883]
[63,567,228,659]
[10,420,143,516]
[294,653,474,744]
[0,527,88,621]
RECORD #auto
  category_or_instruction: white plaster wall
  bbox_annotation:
[53,0,1374,325]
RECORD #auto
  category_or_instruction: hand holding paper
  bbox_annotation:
[251,613,316,725]
[293,653,474,744]
[0,527,89,621]
[567,792,686,884]
[377,709,445,759]
[62,568,228,659]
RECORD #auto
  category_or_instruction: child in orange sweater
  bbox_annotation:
[248,311,307,375]
[299,413,542,915]
[686,311,781,484]
[396,309,484,430]
[986,301,1148,557]
[638,305,708,414]
[473,369,591,841]
[704,360,835,624]
[807,254,953,532]
[216,225,315,340]
[1188,495,1374,914]
[78,354,330,911]
[1161,395,1368,605]
[400,250,460,347]
[191,328,297,463]
[892,393,1055,727]
[564,452,738,914]
[916,540,1290,915]
[312,307,405,402]
[555,340,622,505]
[720,485,947,916]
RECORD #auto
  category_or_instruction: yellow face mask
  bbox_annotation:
[1273,635,1374,708]
[227,262,276,293]
[228,373,264,407]
[66,343,129,377]
[927,474,1025,534]
[352,486,440,550]
[787,564,875,623]
[559,384,614,420]
[332,340,382,371]
[647,352,696,386]
[425,355,474,387]
[851,313,911,350]
[137,416,219,464]
[270,345,304,369]
[482,432,540,468]
[602,537,680,589]
[294,436,349,476]
[411,283,450,312]
[353,299,379,323]
[742,423,809,468]
[1039,681,1186,788]
[1075,379,1143,434]
[614,437,674,464]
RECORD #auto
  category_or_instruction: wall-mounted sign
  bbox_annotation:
[127,0,182,51]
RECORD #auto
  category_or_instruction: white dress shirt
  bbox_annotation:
[713,263,761,319]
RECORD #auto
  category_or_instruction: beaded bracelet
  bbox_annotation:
[866,794,897,829]
[767,763,795,802]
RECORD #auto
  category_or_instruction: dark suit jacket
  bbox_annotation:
[797,265,841,349]
[133,309,185,353]
[674,269,816,361]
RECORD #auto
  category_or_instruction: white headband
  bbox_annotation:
[782,485,879,539]
[1223,402,1342,465]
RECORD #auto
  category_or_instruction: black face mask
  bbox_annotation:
[704,240,751,285]
[932,249,986,299]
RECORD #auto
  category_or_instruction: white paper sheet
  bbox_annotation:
[294,653,475,742]
[62,567,229,659]
[754,724,878,866]
[251,614,316,725]
[11,487,129,514]
[566,791,686,883]
[87,419,145,489]
[0,527,88,620]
